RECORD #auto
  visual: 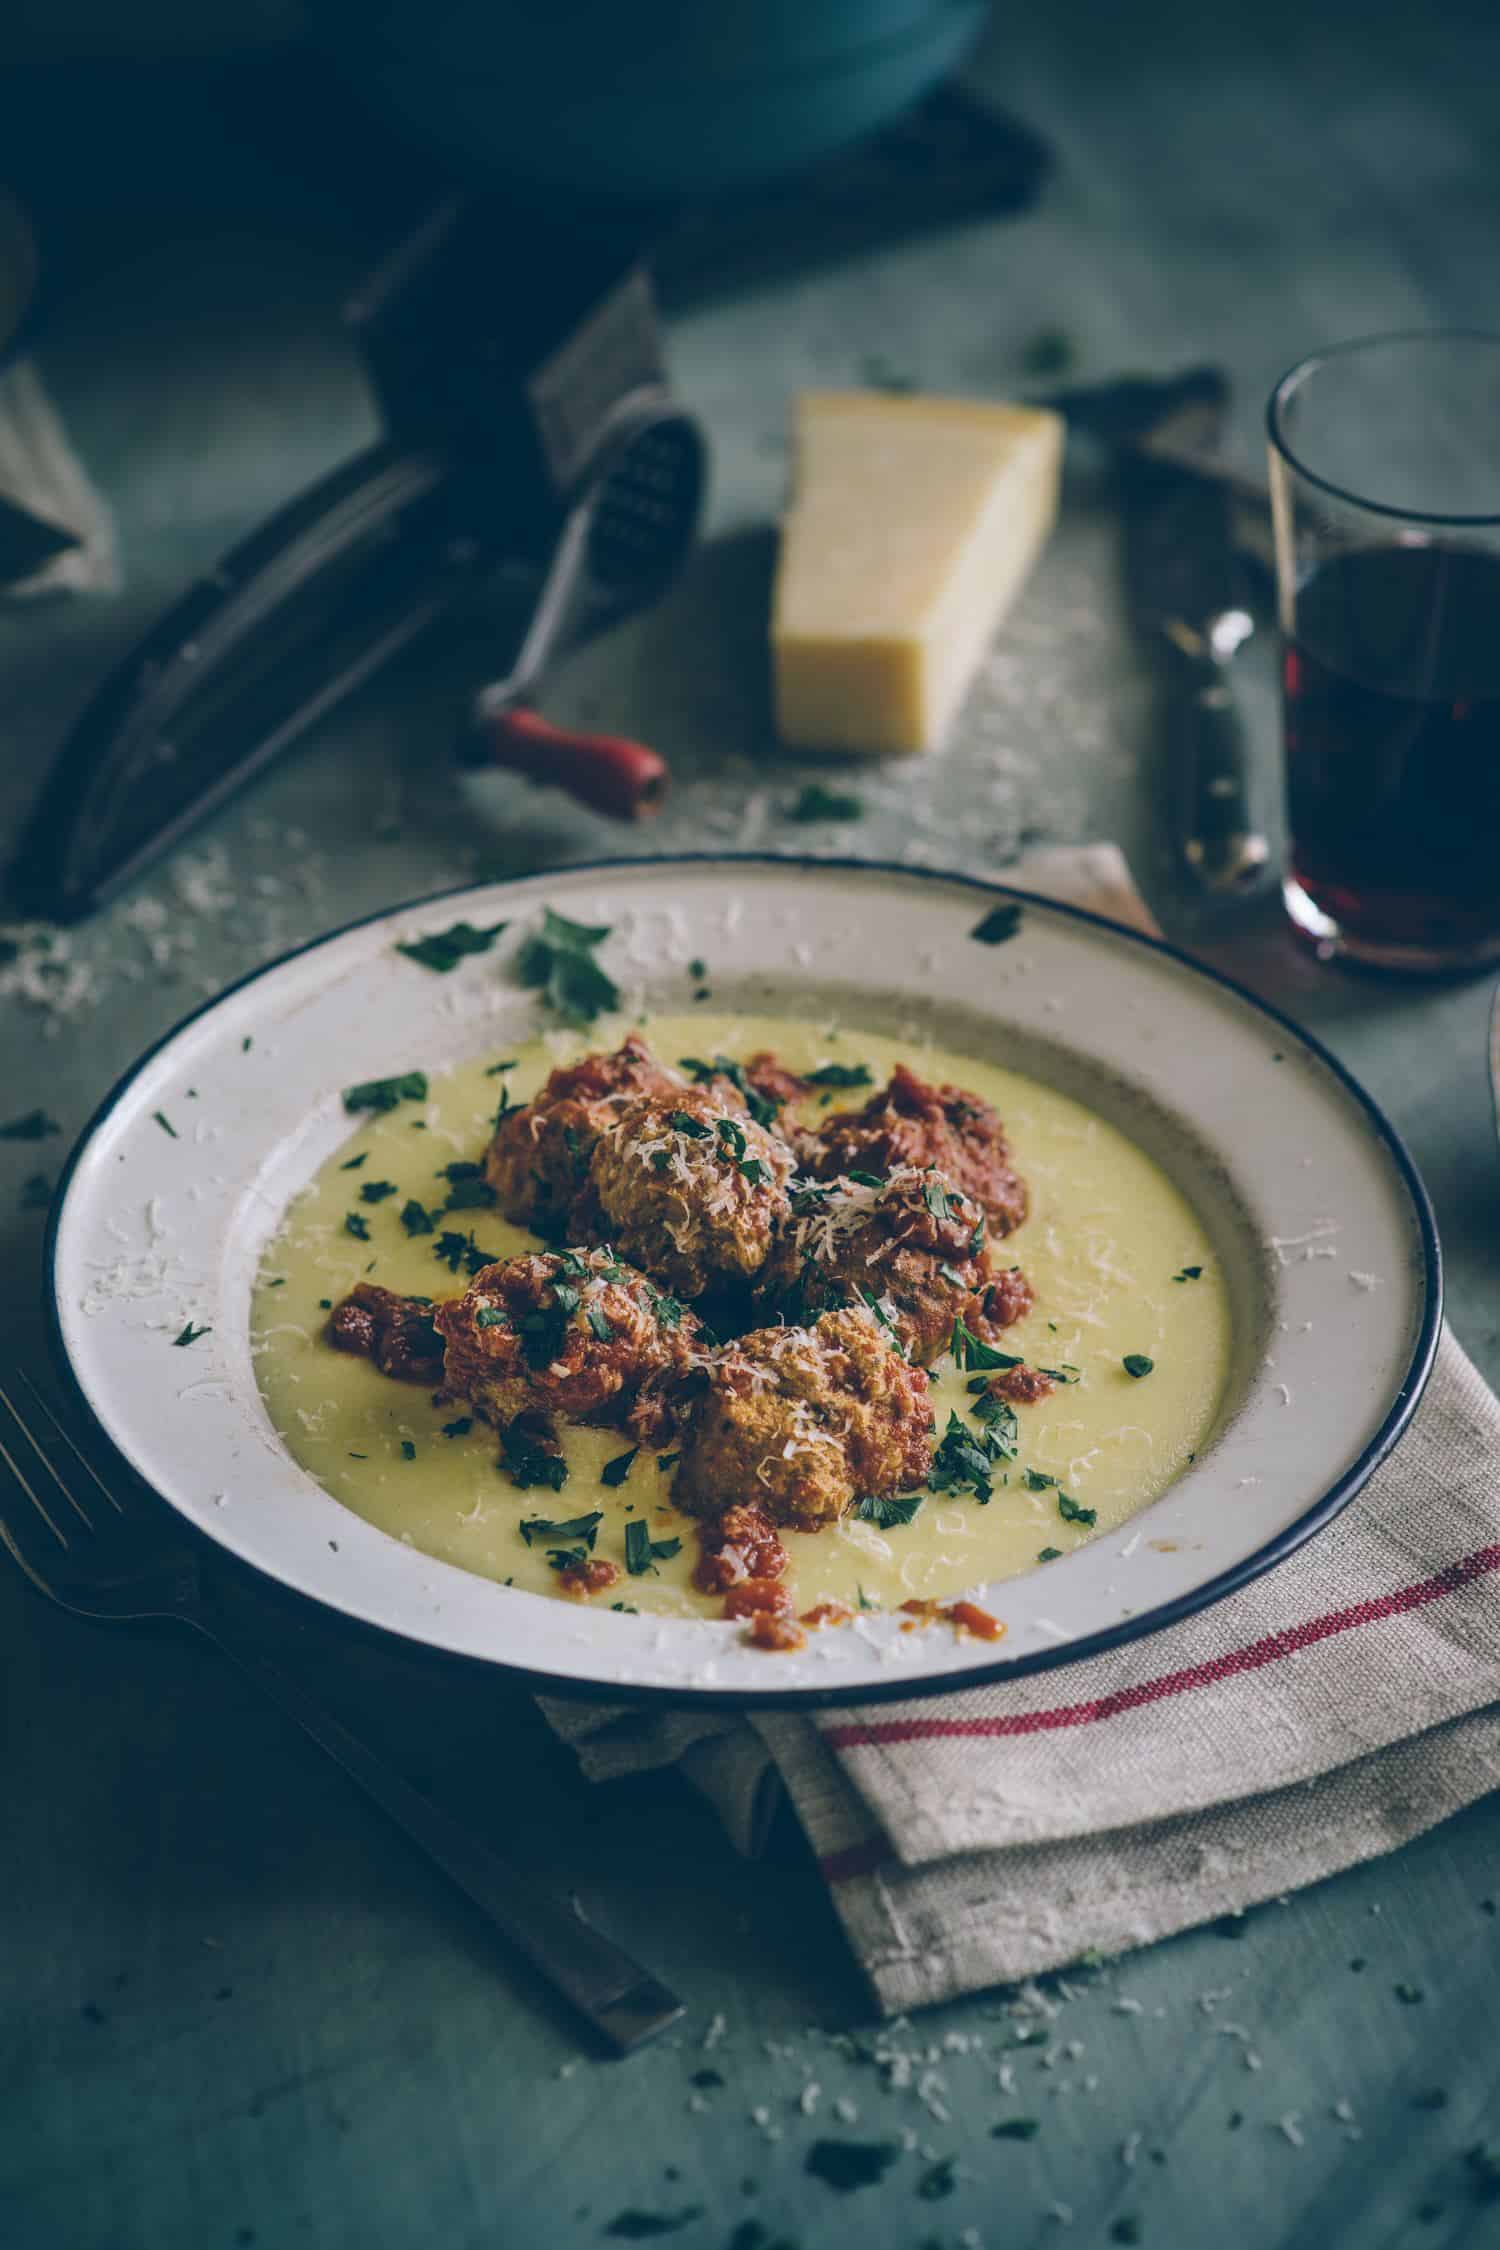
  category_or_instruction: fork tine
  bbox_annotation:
[0,1417,75,1548]
[0,1512,65,1590]
[14,1369,125,1515]
[0,1379,95,1530]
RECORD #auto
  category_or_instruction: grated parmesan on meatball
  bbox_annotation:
[586,1083,796,1300]
[484,1035,679,1238]
[759,1164,1031,1368]
[433,1245,706,1443]
[806,1062,1028,1236]
[673,1305,933,1532]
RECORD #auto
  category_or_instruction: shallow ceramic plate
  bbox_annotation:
[48,857,1440,1704]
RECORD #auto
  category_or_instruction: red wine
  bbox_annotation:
[1283,543,1500,960]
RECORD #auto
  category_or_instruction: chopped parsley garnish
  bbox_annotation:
[486,1058,518,1076]
[519,1508,599,1547]
[545,1546,590,1573]
[172,1321,211,1347]
[1122,1354,1155,1379]
[339,1152,368,1171]
[343,1070,428,1115]
[857,1287,907,1354]
[716,1115,747,1162]
[344,1212,371,1241]
[971,1391,1019,1457]
[854,1492,924,1529]
[856,1584,878,1611]
[950,1317,1023,1373]
[586,1303,614,1344]
[359,1179,397,1203]
[846,1167,885,1188]
[515,907,619,1026]
[789,781,865,823]
[601,1447,638,1487]
[610,1602,638,1614]
[740,1158,768,1186]
[440,1172,496,1212]
[1040,1364,1081,1385]
[970,903,1024,946]
[475,1307,508,1329]
[804,2140,901,2192]
[433,1230,502,1276]
[652,1294,685,1330]
[677,1054,778,1126]
[400,1198,434,1236]
[656,1451,681,1472]
[152,1110,178,1139]
[1172,1265,1204,1283]
[602,2210,704,2240]
[552,1282,581,1315]
[806,1061,874,1090]
[1023,1469,1057,1491]
[625,1519,683,1575]
[991,2117,1040,2140]
[400,1440,416,1461]
[917,2156,958,2202]
[395,918,508,974]
[517,1301,570,1366]
[508,1440,571,1494]
[442,1417,473,1439]
[1037,1547,1063,1562]
[929,1410,1001,1500]
[1057,1492,1097,1526]
[669,1108,711,1140]
[923,1174,953,1222]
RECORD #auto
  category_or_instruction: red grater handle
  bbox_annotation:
[479,706,669,821]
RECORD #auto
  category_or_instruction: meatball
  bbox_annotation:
[759,1165,1030,1368]
[742,1051,809,1116]
[674,1306,933,1532]
[586,1085,796,1300]
[484,1035,678,1237]
[433,1246,705,1441]
[806,1062,1028,1236]
[326,1284,445,1386]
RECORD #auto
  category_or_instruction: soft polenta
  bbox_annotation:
[251,1015,1230,1629]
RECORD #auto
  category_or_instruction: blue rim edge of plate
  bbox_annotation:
[42,852,1444,1709]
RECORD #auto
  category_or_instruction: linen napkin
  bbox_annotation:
[545,847,1500,2014]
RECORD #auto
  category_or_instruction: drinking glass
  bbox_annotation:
[1267,330,1500,972]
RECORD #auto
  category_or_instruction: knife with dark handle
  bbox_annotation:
[1170,616,1271,892]
[1120,434,1271,893]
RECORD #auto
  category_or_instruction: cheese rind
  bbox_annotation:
[772,389,1064,755]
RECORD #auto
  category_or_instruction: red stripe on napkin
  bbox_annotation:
[822,1543,1500,1755]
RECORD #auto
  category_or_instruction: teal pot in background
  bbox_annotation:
[304,0,989,199]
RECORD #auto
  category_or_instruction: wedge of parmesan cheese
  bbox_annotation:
[771,389,1064,755]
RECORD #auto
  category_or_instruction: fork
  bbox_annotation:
[0,1369,683,2055]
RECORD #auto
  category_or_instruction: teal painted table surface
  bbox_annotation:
[5,5,1500,2247]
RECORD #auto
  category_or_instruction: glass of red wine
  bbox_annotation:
[1268,330,1500,973]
